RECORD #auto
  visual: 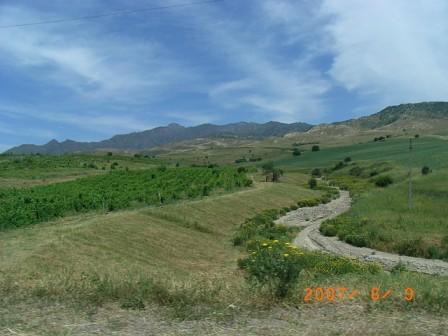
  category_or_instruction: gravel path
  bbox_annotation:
[275,190,448,276]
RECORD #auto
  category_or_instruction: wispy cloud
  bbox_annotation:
[0,5,190,103]
[178,1,332,123]
[0,104,154,135]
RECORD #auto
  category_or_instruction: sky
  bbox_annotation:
[1,0,448,151]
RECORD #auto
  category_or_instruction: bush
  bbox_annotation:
[374,175,393,187]
[311,168,321,177]
[332,161,346,171]
[232,210,293,246]
[239,240,305,298]
[421,166,431,175]
[344,234,368,247]
[395,239,426,257]
[320,223,337,237]
[349,166,363,177]
[292,148,301,156]
[311,145,320,152]
[308,178,318,189]
[344,157,352,162]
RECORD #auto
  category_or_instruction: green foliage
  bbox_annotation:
[311,145,320,152]
[374,175,394,187]
[238,239,380,298]
[311,168,321,177]
[0,167,251,231]
[421,166,431,175]
[232,209,293,246]
[239,240,305,298]
[292,148,301,156]
[308,178,317,189]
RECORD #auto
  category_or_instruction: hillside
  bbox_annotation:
[339,102,448,130]
[285,102,448,145]
[5,121,312,154]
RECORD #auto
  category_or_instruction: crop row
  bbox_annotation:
[0,167,252,230]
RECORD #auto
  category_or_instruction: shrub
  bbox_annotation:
[395,239,426,257]
[232,210,293,246]
[237,167,247,173]
[311,168,321,177]
[349,166,363,177]
[344,157,352,162]
[292,148,301,156]
[320,223,337,237]
[239,240,305,298]
[332,161,346,171]
[308,178,318,189]
[421,166,431,175]
[344,234,368,247]
[374,175,393,187]
[311,145,320,152]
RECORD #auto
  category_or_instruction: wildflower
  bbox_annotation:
[283,253,289,257]
[268,246,272,249]
[273,239,279,243]
[262,243,268,247]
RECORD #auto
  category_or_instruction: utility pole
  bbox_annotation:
[408,138,413,210]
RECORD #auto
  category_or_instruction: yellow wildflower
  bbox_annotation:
[262,243,268,247]
[273,240,279,243]
[283,253,289,257]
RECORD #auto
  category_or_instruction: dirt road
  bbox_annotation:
[275,190,448,276]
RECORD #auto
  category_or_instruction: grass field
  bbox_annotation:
[322,169,448,259]
[277,136,448,171]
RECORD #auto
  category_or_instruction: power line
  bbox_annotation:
[0,0,222,29]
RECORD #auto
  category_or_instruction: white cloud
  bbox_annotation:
[321,0,448,104]
[0,6,190,103]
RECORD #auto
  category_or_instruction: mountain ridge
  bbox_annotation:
[6,121,312,154]
[6,102,448,154]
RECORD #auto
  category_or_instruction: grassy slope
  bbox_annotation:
[277,136,448,170]
[329,170,448,257]
[0,178,318,294]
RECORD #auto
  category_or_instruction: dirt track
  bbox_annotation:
[275,190,448,276]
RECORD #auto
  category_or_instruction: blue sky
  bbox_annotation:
[1,0,448,151]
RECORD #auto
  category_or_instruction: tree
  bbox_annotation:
[311,145,320,152]
[262,161,283,182]
[308,178,318,189]
[292,148,301,156]
[421,166,431,175]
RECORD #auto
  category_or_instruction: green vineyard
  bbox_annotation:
[0,166,252,230]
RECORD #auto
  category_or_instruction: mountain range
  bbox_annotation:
[6,121,312,154]
[6,102,448,154]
